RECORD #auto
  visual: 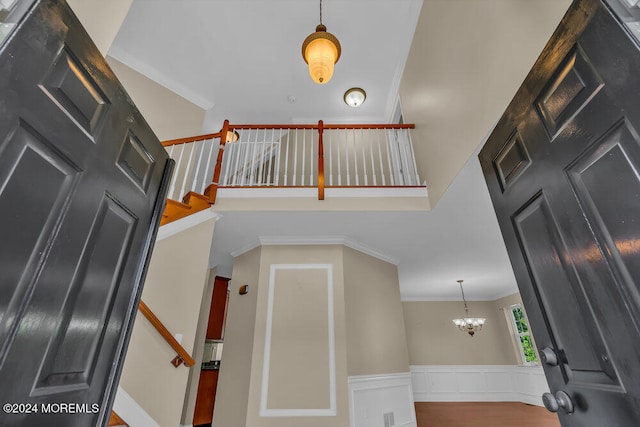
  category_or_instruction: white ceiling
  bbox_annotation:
[109,0,561,300]
[110,0,422,130]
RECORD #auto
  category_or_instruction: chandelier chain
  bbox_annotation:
[458,280,470,316]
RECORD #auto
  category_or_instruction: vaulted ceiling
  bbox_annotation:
[108,0,572,299]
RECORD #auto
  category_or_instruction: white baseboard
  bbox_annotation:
[348,372,417,427]
[113,387,160,427]
[410,365,549,407]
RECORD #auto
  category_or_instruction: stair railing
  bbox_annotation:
[138,300,196,368]
[162,120,420,204]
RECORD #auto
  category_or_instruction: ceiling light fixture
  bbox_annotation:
[301,0,341,84]
[452,280,486,337]
[344,87,366,107]
[226,130,240,143]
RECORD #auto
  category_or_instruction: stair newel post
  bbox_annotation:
[318,120,325,200]
[209,119,230,204]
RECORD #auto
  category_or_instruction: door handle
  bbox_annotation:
[542,390,574,414]
[539,347,558,366]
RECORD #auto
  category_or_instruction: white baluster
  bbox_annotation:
[284,129,290,186]
[384,129,395,186]
[408,129,420,185]
[345,128,350,186]
[329,130,333,186]
[169,143,185,200]
[203,138,216,192]
[265,128,274,185]
[180,142,197,198]
[275,129,283,186]
[310,129,314,185]
[257,128,265,186]
[352,129,359,186]
[293,129,298,186]
[376,129,386,186]
[191,140,204,191]
[301,129,306,186]
[361,128,367,186]
[369,129,376,186]
[221,138,232,187]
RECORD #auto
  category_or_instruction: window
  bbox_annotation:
[508,304,538,365]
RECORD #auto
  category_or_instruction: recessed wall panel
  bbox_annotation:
[261,264,335,416]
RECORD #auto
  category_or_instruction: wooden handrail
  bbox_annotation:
[159,123,416,147]
[162,132,222,147]
[138,300,196,368]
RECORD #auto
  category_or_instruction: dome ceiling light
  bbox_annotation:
[301,0,341,84]
[344,87,366,108]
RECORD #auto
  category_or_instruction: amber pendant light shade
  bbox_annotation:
[301,1,341,84]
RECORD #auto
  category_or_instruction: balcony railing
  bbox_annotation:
[162,120,422,204]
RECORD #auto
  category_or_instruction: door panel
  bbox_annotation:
[0,1,171,426]
[480,1,640,425]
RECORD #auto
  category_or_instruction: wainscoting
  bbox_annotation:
[348,373,417,427]
[410,365,549,406]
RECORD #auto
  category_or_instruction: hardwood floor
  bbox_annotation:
[415,402,561,427]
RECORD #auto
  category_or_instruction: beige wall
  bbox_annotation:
[106,57,206,141]
[67,0,133,55]
[400,0,571,206]
[118,218,216,427]
[181,268,216,425]
[403,295,519,365]
[245,245,349,427]
[343,247,410,376]
[213,247,262,427]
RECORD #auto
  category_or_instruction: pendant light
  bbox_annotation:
[301,0,341,84]
[452,280,486,337]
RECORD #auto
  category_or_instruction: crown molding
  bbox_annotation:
[108,46,215,110]
[229,235,399,265]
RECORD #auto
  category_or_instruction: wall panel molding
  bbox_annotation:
[348,372,416,427]
[410,365,549,406]
[260,264,336,417]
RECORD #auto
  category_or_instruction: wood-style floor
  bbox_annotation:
[415,402,561,427]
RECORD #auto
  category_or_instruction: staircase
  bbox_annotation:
[108,411,129,427]
[161,191,212,226]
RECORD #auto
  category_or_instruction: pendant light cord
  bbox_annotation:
[458,281,470,316]
[319,0,323,25]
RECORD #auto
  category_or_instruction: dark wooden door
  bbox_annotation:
[0,1,172,426]
[480,1,640,426]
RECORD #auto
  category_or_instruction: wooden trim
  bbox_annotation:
[162,132,222,147]
[218,185,317,189]
[229,124,319,129]
[326,185,426,189]
[318,120,325,200]
[208,119,230,204]
[162,122,415,146]
[228,123,415,130]
[138,300,196,368]
[323,123,415,129]
[108,410,129,427]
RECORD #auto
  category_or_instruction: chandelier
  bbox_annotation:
[301,0,341,84]
[452,280,486,337]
